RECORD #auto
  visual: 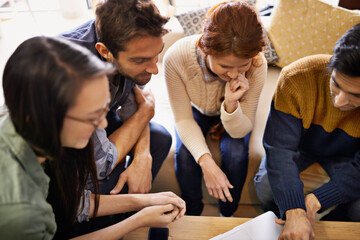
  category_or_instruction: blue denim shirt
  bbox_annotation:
[0,114,57,239]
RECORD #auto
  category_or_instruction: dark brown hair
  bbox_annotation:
[95,0,169,56]
[198,0,265,59]
[3,36,114,224]
[328,23,360,77]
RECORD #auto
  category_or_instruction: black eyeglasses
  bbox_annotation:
[66,97,111,129]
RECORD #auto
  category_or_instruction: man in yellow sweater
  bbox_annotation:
[255,24,360,239]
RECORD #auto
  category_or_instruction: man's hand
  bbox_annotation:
[198,154,234,202]
[305,193,321,225]
[224,73,249,113]
[110,154,152,194]
[276,208,315,240]
[133,86,155,120]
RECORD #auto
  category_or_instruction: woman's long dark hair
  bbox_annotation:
[3,36,114,225]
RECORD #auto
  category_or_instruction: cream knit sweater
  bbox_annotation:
[163,35,267,162]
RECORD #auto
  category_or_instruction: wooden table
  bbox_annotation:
[123,216,360,240]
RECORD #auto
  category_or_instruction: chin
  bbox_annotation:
[135,76,151,85]
[338,106,356,112]
[69,140,89,149]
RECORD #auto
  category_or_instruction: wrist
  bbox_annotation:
[198,153,212,167]
[133,152,152,167]
[305,193,322,212]
[285,208,306,219]
[224,100,238,113]
[138,102,155,120]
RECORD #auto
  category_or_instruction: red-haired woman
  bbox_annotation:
[164,0,267,217]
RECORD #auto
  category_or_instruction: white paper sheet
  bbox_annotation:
[210,211,283,240]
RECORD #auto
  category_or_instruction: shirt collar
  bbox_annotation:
[196,47,221,83]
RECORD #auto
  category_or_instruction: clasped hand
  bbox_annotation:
[224,73,249,113]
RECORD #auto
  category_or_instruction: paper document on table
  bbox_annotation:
[210,211,283,240]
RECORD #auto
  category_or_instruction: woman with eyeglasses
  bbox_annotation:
[0,36,185,240]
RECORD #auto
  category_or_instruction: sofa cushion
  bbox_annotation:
[268,0,360,68]
[175,6,210,36]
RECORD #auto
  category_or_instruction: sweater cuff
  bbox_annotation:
[312,181,342,212]
[220,101,241,118]
[274,190,306,219]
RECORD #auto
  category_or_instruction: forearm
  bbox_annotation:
[264,103,305,217]
[72,212,143,240]
[108,107,151,163]
[89,193,148,218]
[132,124,152,167]
[221,101,253,138]
[312,152,360,211]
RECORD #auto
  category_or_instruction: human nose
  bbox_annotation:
[146,57,159,75]
[227,69,238,79]
[334,91,350,108]
[97,117,108,130]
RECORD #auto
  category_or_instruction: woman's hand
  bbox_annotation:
[146,192,186,220]
[198,154,234,202]
[224,73,249,113]
[138,204,180,227]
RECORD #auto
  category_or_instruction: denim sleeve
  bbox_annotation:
[92,129,118,180]
[76,189,92,223]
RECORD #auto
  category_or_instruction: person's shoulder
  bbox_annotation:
[277,54,330,88]
[164,35,200,60]
[0,202,56,240]
[59,20,97,47]
[281,54,331,79]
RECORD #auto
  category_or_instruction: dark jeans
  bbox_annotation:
[175,107,249,217]
[106,110,172,181]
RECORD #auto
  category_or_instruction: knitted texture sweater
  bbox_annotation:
[163,35,267,162]
[264,54,360,218]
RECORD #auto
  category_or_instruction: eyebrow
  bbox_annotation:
[87,97,110,116]
[129,43,165,62]
[331,76,360,97]
[220,61,251,68]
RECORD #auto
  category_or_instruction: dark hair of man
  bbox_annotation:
[95,0,169,56]
[328,23,360,77]
[3,36,115,223]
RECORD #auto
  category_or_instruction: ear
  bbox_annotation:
[95,42,114,62]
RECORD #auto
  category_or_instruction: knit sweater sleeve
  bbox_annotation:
[263,64,307,219]
[221,53,267,138]
[312,150,360,212]
[163,37,211,162]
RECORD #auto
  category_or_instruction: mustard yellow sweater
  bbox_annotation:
[264,54,360,217]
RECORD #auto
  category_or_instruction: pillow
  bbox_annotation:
[175,6,210,36]
[268,0,360,68]
[175,1,279,64]
[263,28,280,64]
[175,0,255,36]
